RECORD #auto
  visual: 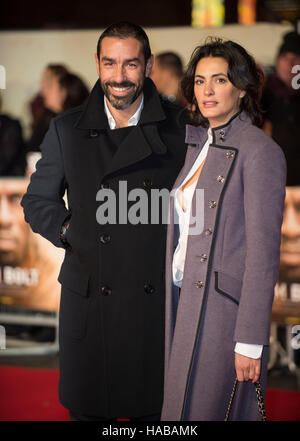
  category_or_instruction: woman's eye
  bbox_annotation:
[217,77,226,83]
[195,79,203,85]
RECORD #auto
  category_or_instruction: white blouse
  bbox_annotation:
[172,129,211,287]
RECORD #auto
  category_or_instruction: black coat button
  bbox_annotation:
[101,182,110,189]
[90,129,99,138]
[144,283,155,294]
[100,234,111,243]
[101,286,112,296]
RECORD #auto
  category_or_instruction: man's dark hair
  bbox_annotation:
[182,37,264,127]
[155,52,183,79]
[96,21,151,63]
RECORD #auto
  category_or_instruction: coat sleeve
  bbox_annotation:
[233,139,286,345]
[21,118,70,248]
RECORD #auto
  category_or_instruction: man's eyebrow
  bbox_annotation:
[101,56,114,62]
[195,73,228,78]
[101,56,141,63]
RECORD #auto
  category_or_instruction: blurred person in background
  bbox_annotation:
[261,31,300,186]
[27,64,69,153]
[150,51,186,106]
[43,72,89,114]
[0,94,26,177]
[26,71,89,176]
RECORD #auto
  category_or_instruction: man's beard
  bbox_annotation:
[101,80,144,110]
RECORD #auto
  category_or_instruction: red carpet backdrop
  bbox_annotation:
[0,366,299,421]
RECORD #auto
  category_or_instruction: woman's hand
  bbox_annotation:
[235,353,261,383]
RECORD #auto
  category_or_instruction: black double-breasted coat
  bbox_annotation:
[21,78,187,418]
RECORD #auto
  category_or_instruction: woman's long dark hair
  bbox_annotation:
[182,37,264,127]
[59,73,89,112]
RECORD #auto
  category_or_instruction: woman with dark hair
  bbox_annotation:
[43,72,89,114]
[27,64,69,152]
[161,37,286,421]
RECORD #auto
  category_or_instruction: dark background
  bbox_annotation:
[1,0,299,30]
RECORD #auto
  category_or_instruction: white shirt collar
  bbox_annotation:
[104,94,144,130]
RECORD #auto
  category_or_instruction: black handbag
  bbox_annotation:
[224,378,267,421]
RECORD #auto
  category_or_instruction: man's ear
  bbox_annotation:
[145,55,154,78]
[94,53,100,76]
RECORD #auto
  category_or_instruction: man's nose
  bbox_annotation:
[0,199,13,226]
[113,65,126,83]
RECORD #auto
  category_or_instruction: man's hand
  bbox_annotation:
[235,353,261,383]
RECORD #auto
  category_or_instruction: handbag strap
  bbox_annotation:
[224,378,267,421]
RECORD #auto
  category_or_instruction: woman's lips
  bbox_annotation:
[203,101,218,107]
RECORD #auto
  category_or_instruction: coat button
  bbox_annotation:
[217,175,225,183]
[205,228,213,236]
[209,200,217,208]
[143,178,153,189]
[100,234,111,243]
[226,150,235,159]
[101,286,112,296]
[144,283,155,294]
[220,130,225,141]
[195,281,204,289]
[101,182,110,189]
[200,253,207,262]
[90,129,99,138]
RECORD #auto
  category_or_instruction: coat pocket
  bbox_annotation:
[58,258,90,340]
[214,271,242,305]
[58,255,90,297]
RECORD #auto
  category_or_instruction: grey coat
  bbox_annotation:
[161,112,286,421]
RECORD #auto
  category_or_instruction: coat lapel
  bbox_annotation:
[102,125,167,179]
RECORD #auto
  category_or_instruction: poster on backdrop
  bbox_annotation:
[275,186,300,302]
[0,177,63,312]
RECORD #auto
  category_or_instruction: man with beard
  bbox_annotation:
[21,22,187,420]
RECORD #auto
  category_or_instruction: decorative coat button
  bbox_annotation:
[226,150,235,159]
[217,175,225,183]
[101,182,110,189]
[205,228,213,236]
[143,178,153,189]
[220,130,225,141]
[195,281,204,289]
[209,200,217,208]
[200,253,207,262]
[144,283,155,294]
[101,286,112,296]
[100,234,111,243]
[90,129,99,138]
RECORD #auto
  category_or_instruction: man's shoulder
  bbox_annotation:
[52,104,85,129]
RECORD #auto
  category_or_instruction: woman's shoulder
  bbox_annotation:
[238,123,285,162]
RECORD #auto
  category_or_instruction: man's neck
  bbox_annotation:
[105,93,143,129]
